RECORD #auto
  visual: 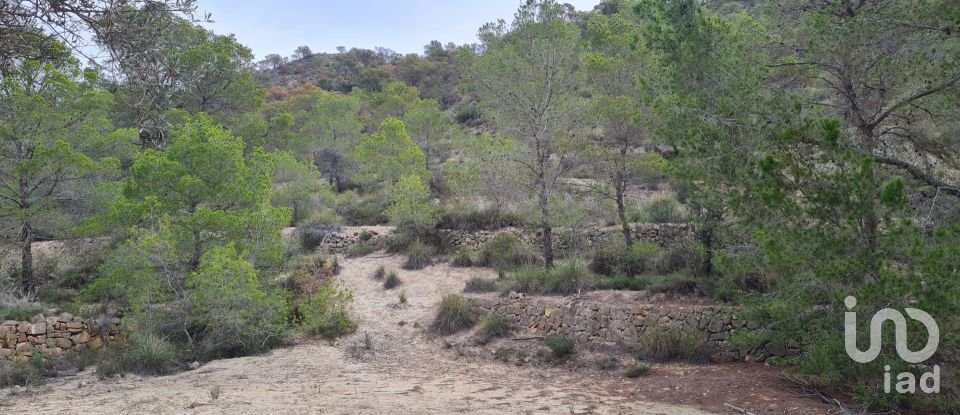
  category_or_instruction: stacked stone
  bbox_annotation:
[474,296,797,362]
[320,229,388,254]
[0,313,120,362]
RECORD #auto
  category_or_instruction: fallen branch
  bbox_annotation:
[511,336,544,341]
[724,403,757,415]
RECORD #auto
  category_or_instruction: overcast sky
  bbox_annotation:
[197,0,601,59]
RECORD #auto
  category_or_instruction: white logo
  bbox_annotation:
[844,296,941,394]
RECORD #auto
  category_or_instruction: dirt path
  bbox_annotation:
[2,254,830,414]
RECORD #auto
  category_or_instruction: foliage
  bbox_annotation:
[402,239,434,270]
[387,175,440,236]
[476,313,512,345]
[500,262,594,295]
[624,362,650,378]
[590,240,663,277]
[543,334,575,359]
[635,326,711,364]
[382,271,401,290]
[463,276,498,293]
[186,244,289,359]
[126,332,176,375]
[345,243,376,258]
[299,282,355,337]
[477,233,541,270]
[433,294,476,335]
[352,118,430,188]
[451,249,473,268]
[371,266,386,281]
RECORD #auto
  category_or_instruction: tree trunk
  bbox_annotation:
[20,222,34,294]
[617,193,632,246]
[538,180,554,268]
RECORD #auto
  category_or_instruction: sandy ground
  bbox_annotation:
[2,253,838,414]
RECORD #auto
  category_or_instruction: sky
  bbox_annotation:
[197,0,601,59]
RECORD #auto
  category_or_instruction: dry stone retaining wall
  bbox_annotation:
[319,223,693,254]
[474,295,796,362]
[0,313,121,362]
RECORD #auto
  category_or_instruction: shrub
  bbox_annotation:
[657,244,704,275]
[297,222,342,251]
[383,271,401,290]
[346,243,376,258]
[499,266,546,294]
[624,362,650,378]
[595,275,649,291]
[477,233,540,270]
[300,282,355,338]
[623,243,663,276]
[398,290,407,304]
[543,334,575,359]
[590,241,625,276]
[648,274,705,297]
[433,294,476,335]
[597,356,619,371]
[371,265,386,280]
[358,231,374,241]
[639,195,686,224]
[438,206,525,231]
[335,191,389,225]
[635,327,712,363]
[126,332,176,375]
[290,254,338,295]
[402,239,434,270]
[187,245,289,359]
[475,313,512,344]
[95,347,132,379]
[451,249,473,267]
[542,262,593,295]
[0,360,43,388]
[463,276,498,293]
[0,304,45,321]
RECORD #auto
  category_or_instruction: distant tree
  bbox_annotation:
[306,92,364,190]
[351,118,430,189]
[293,45,313,60]
[0,57,129,293]
[259,54,288,72]
[471,0,583,267]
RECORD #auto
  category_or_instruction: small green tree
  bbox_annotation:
[351,117,430,188]
[187,244,288,358]
[386,175,440,235]
[0,57,129,293]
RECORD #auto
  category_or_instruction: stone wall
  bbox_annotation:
[0,313,121,362]
[473,294,795,362]
[318,223,694,254]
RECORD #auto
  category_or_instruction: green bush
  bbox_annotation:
[371,265,387,280]
[542,262,593,295]
[383,271,401,290]
[0,360,44,387]
[590,241,663,277]
[438,206,525,231]
[635,327,712,363]
[543,334,575,359]
[335,191,389,226]
[402,239,434,270]
[0,304,45,321]
[595,275,649,291]
[624,362,650,378]
[499,266,545,294]
[346,243,376,258]
[635,195,686,223]
[187,245,289,359]
[126,332,176,375]
[300,282,355,338]
[475,313,512,344]
[463,276,498,293]
[451,249,473,267]
[477,233,540,270]
[358,230,374,241]
[433,294,476,335]
[95,347,132,379]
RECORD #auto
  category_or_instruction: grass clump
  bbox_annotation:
[477,233,540,270]
[402,239,434,270]
[475,313,512,344]
[463,276,498,293]
[126,333,176,375]
[624,362,651,378]
[0,360,44,388]
[346,243,376,258]
[595,275,649,291]
[499,262,594,295]
[635,327,712,364]
[433,294,476,335]
[543,334,575,360]
[451,249,474,267]
[383,271,401,290]
[590,241,663,277]
[371,265,386,280]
